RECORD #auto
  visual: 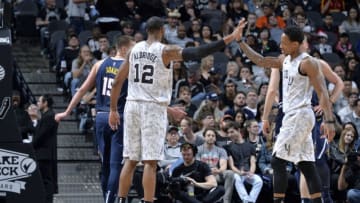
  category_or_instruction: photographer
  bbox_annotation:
[170,143,224,203]
[338,151,360,203]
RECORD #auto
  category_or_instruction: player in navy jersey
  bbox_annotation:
[55,35,135,203]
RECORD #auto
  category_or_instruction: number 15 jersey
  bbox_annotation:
[127,41,173,105]
[96,57,127,113]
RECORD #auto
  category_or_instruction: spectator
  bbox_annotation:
[318,13,338,34]
[174,64,206,107]
[67,45,97,96]
[244,118,264,159]
[159,126,182,171]
[171,142,225,203]
[164,9,181,43]
[56,33,80,92]
[87,25,102,52]
[216,114,233,147]
[258,27,280,56]
[338,151,360,203]
[339,8,360,34]
[168,24,194,48]
[95,0,125,33]
[329,128,357,201]
[92,34,110,60]
[242,88,258,119]
[200,0,224,27]
[321,0,345,15]
[234,108,246,128]
[223,61,240,83]
[196,127,235,203]
[25,103,41,143]
[12,90,34,141]
[335,32,353,58]
[121,21,135,36]
[179,117,205,146]
[198,24,219,45]
[227,0,248,25]
[36,0,67,55]
[177,86,198,118]
[268,14,284,45]
[255,3,286,29]
[314,31,333,55]
[178,0,200,22]
[67,0,87,34]
[199,55,214,88]
[194,108,217,139]
[194,92,223,123]
[122,0,142,30]
[338,92,359,122]
[343,99,360,134]
[244,12,260,38]
[187,18,202,42]
[219,78,237,110]
[226,121,263,203]
[172,61,187,93]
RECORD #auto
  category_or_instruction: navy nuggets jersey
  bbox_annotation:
[96,57,128,113]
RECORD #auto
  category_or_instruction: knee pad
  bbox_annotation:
[271,156,287,173]
[298,161,321,195]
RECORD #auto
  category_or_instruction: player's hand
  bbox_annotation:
[167,106,187,123]
[320,122,335,142]
[109,110,120,130]
[313,105,323,117]
[262,119,270,137]
[55,112,68,123]
[233,18,247,41]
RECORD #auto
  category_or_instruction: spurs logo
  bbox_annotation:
[0,97,10,119]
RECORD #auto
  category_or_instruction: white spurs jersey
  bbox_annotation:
[282,52,313,113]
[127,41,173,105]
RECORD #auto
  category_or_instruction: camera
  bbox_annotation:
[347,151,360,164]
[168,176,190,192]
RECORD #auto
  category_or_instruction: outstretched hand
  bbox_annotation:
[233,18,247,42]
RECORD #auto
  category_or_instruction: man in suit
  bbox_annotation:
[33,94,58,203]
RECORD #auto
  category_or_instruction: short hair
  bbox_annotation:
[283,26,304,44]
[180,142,198,155]
[179,86,191,95]
[41,94,54,108]
[115,35,133,50]
[146,16,165,33]
[227,121,242,130]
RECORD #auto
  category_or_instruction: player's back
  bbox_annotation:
[127,41,173,105]
[96,57,127,113]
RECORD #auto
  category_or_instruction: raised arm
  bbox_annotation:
[162,18,247,65]
[301,57,335,141]
[262,68,280,136]
[238,41,283,69]
[55,60,101,122]
[319,59,344,104]
[108,52,130,130]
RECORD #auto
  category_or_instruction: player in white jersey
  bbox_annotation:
[238,25,335,203]
[108,17,247,203]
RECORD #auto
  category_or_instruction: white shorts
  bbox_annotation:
[123,100,168,161]
[273,108,315,164]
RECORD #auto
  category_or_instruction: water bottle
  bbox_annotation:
[187,184,194,196]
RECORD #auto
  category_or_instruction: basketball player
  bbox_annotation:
[238,25,336,203]
[108,17,246,203]
[262,38,344,203]
[55,35,134,203]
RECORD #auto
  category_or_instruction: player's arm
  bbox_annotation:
[262,68,280,135]
[108,52,130,130]
[238,41,283,69]
[162,19,247,65]
[301,57,335,141]
[319,59,344,103]
[55,60,101,122]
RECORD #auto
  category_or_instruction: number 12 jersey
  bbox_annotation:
[127,41,173,105]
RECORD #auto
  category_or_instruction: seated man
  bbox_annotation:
[196,127,235,203]
[158,125,182,174]
[226,121,263,203]
[171,143,224,203]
